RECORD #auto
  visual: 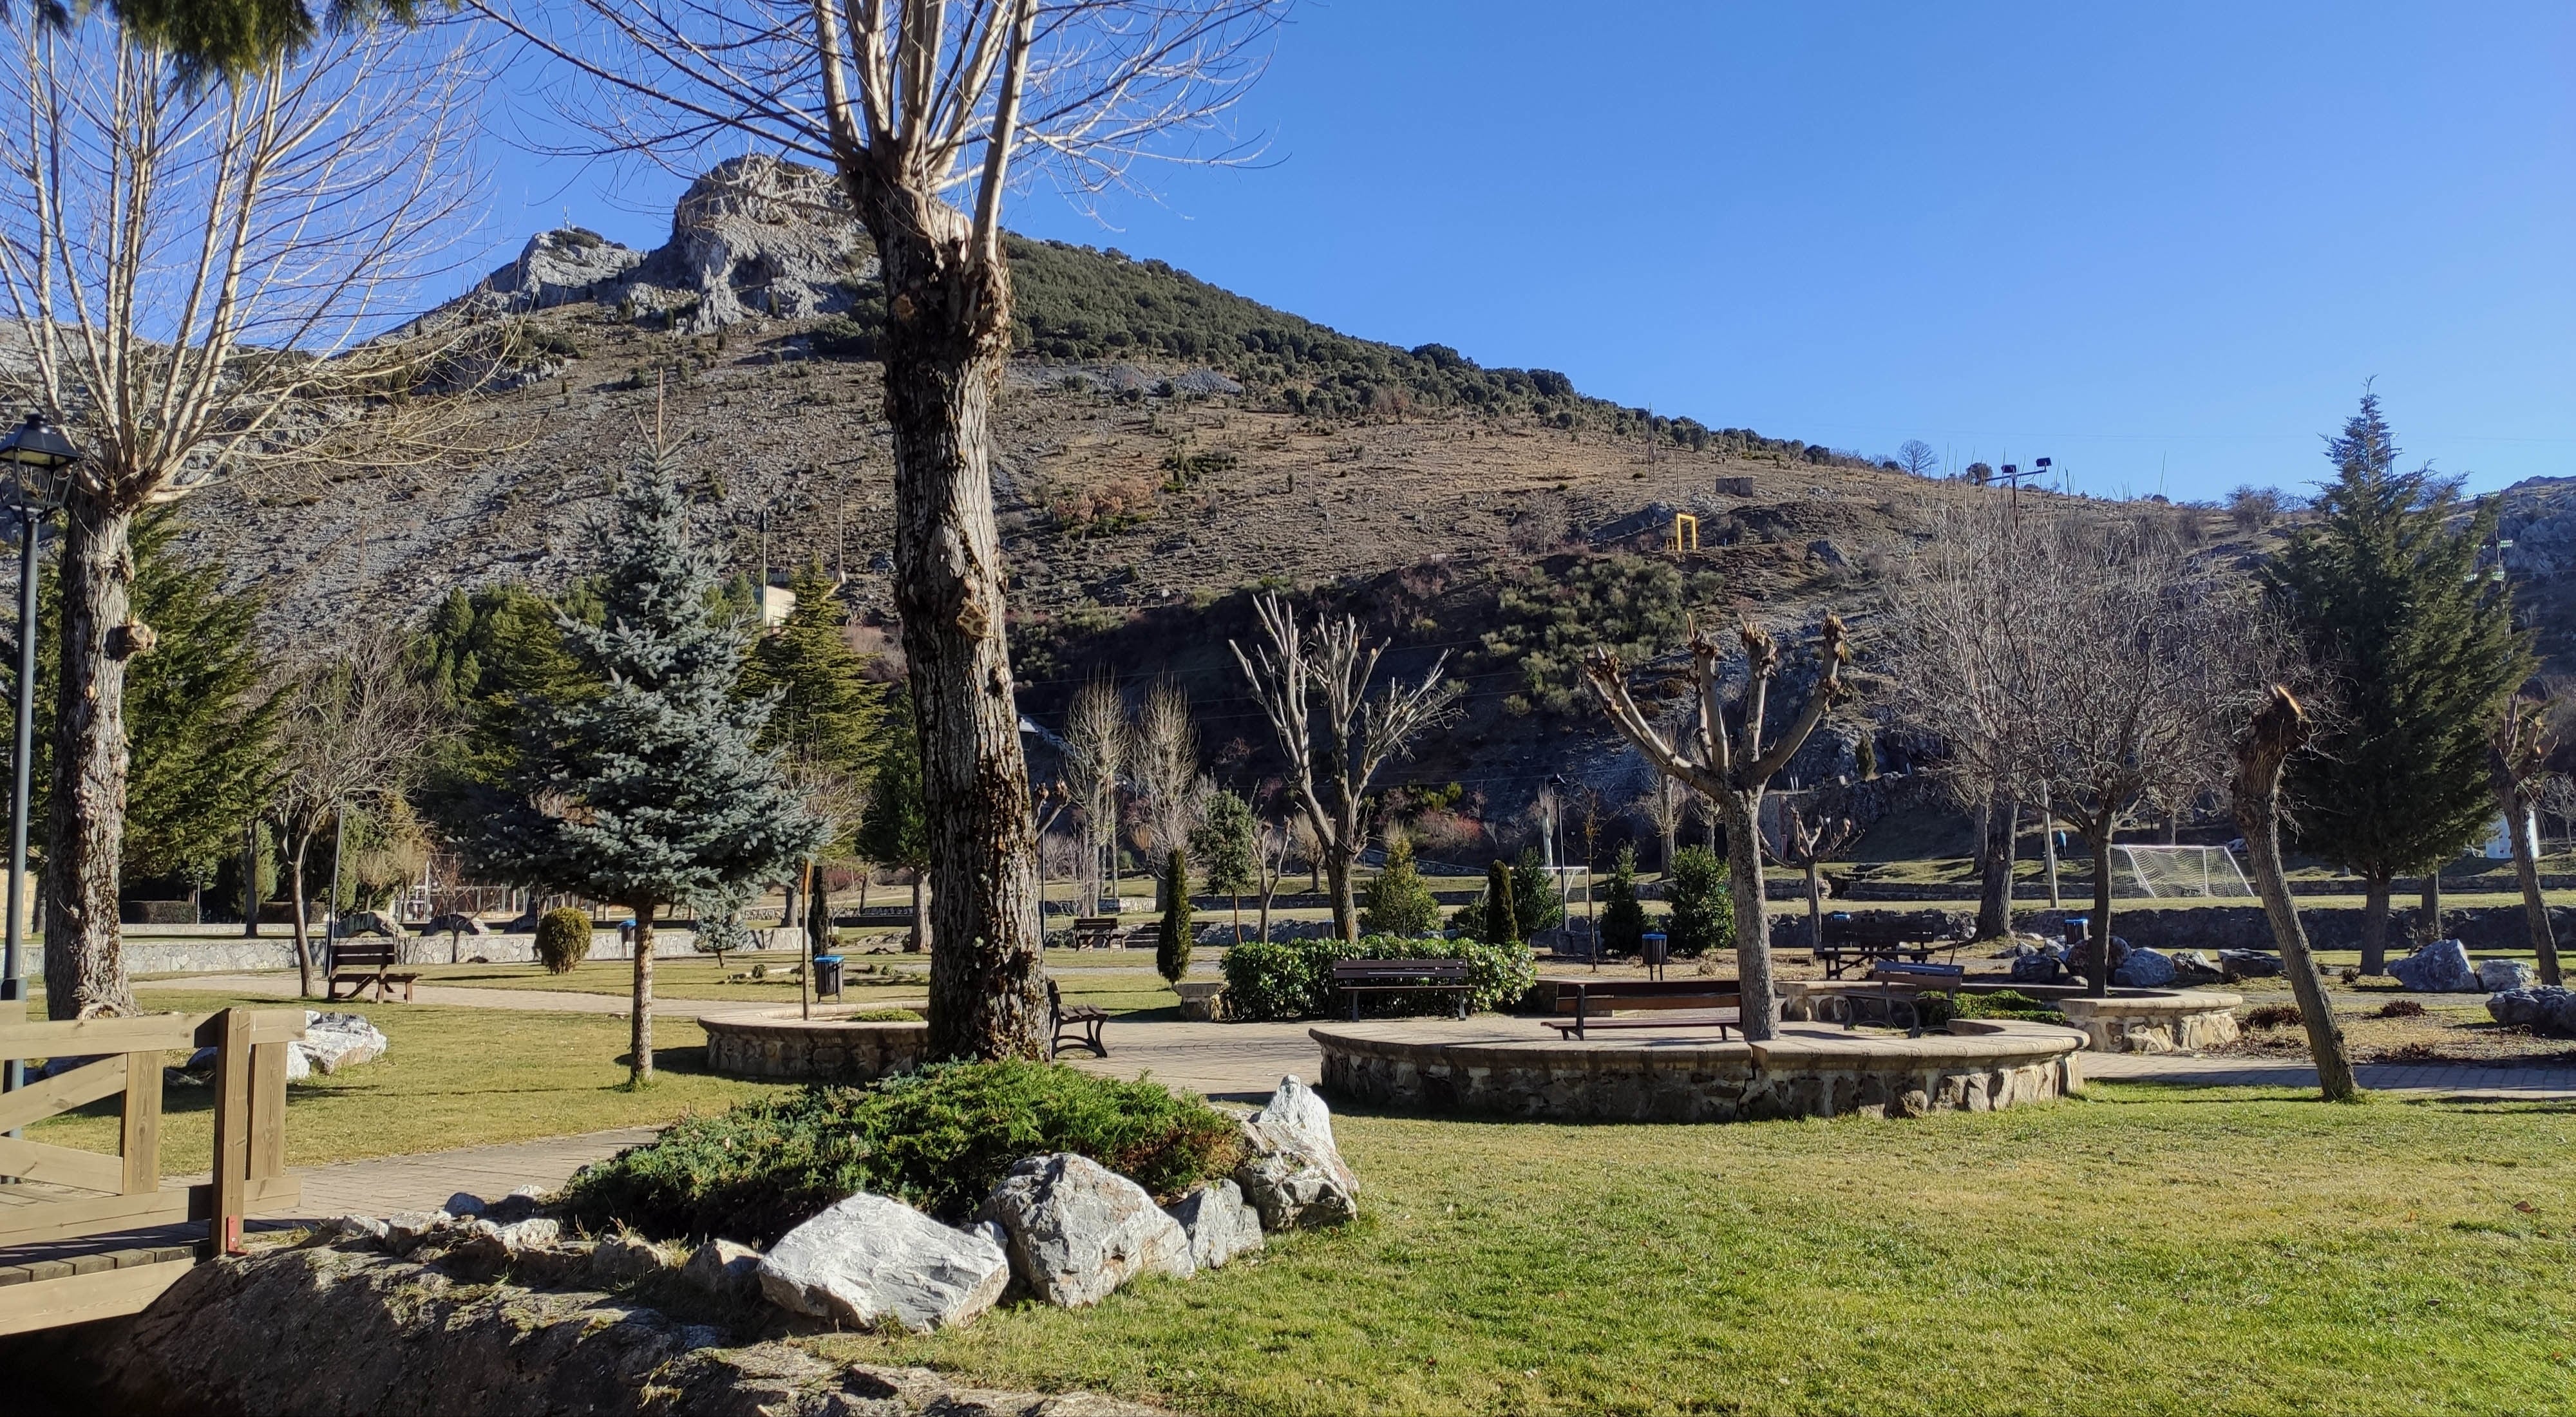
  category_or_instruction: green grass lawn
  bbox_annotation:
[30,990,795,1170]
[822,1085,2576,1416]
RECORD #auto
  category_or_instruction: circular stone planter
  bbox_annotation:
[701,1004,929,1082]
[1312,1018,2083,1123]
[2053,991,2242,1054]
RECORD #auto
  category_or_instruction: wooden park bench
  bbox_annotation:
[1063,915,1128,950]
[1840,961,1966,1037]
[1539,976,1745,1040]
[325,939,418,1003]
[1048,979,1108,1059]
[1330,959,1473,1021]
[1814,912,1965,979]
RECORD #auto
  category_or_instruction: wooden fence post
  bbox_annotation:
[119,1049,161,1196]
[206,1008,252,1257]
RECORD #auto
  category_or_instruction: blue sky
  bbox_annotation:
[482,1,2575,503]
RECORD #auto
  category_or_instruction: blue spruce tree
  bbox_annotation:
[479,439,824,1084]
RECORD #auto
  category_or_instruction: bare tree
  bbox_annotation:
[1232,593,1461,941]
[2233,686,2362,1101]
[2538,772,2576,854]
[1131,675,1202,890]
[1253,812,1289,944]
[1880,503,2268,996]
[266,633,440,997]
[1585,617,1853,1040]
[1,15,478,1017]
[1770,789,1857,953]
[1895,440,1940,478]
[1061,674,1126,910]
[2492,692,2562,986]
[478,0,1283,1058]
[1638,769,1685,875]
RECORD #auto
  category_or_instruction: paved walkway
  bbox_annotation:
[2083,1050,2576,1098]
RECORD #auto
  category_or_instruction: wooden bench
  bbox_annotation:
[1815,912,1965,979]
[1540,976,1744,1040]
[1331,959,1472,1021]
[1048,979,1108,1058]
[325,939,418,1003]
[1841,961,1965,1037]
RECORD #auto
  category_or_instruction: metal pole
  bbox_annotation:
[3,507,36,1111]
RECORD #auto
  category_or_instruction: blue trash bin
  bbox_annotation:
[813,953,845,1000]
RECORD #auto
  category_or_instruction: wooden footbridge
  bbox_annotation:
[0,1008,300,1334]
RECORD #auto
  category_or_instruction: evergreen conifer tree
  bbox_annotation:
[857,702,931,952]
[1358,831,1441,938]
[477,443,825,1084]
[1600,845,1649,956]
[2269,393,2532,972]
[740,560,889,803]
[1511,845,1565,938]
[1189,787,1259,941]
[1155,847,1193,985]
[1480,859,1520,944]
[1666,845,1734,957]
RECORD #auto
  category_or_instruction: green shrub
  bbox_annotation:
[558,1060,1243,1243]
[1510,847,1564,937]
[808,313,882,359]
[1358,834,1441,937]
[850,1008,922,1022]
[535,907,592,974]
[1220,934,1537,1021]
[1479,859,1520,945]
[1665,847,1734,957]
[1915,989,2064,1029]
[1599,845,1647,956]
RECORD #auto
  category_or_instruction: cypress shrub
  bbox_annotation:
[1666,847,1735,957]
[1481,859,1520,945]
[1155,848,1193,985]
[535,906,592,973]
[1600,845,1649,956]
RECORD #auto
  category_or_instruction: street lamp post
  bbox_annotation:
[0,412,76,1111]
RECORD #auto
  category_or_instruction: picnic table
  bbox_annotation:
[1330,959,1473,1020]
[1814,912,1966,979]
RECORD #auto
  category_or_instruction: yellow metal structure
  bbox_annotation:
[1669,512,1700,553]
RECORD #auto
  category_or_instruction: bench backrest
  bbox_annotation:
[1072,916,1121,930]
[1556,990,1739,1013]
[1870,961,1964,987]
[1332,959,1470,982]
[331,939,401,970]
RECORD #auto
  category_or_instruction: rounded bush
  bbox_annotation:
[535,907,593,974]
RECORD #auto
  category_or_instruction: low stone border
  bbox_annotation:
[1312,1018,2082,1123]
[2054,991,2243,1054]
[701,1004,929,1082]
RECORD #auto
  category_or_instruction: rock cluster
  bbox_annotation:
[2110,946,2177,989]
[2479,958,2537,992]
[2488,986,2576,1035]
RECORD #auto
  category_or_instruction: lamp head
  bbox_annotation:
[0,413,77,510]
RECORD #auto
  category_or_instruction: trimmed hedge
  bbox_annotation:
[1221,933,1537,1021]
[535,907,591,973]
[557,1060,1242,1243]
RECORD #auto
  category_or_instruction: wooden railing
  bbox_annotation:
[0,1007,302,1334]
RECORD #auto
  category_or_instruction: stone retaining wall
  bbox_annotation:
[2054,992,2243,1054]
[1312,1020,2079,1123]
[1769,904,2576,957]
[701,1008,926,1082]
[32,928,797,978]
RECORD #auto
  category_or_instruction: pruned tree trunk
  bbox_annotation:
[2360,873,2393,975]
[241,820,260,940]
[2499,786,2561,986]
[39,503,137,1019]
[1976,792,2018,940]
[629,899,656,1085]
[1803,855,1823,952]
[1324,845,1357,943]
[1720,789,1774,1029]
[2232,686,2360,1101]
[2420,871,2443,945]
[909,873,930,955]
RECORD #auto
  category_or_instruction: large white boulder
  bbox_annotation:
[1164,1179,1264,1271]
[758,1193,1010,1333]
[2389,940,2483,993]
[2479,958,2538,993]
[2488,986,2576,1035]
[1234,1076,1359,1231]
[984,1153,1193,1307]
[294,1011,388,1077]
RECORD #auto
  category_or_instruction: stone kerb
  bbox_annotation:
[1311,1019,2080,1123]
[701,1006,929,1082]
[2053,990,2242,1054]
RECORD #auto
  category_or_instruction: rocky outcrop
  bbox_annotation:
[757,1192,1011,1333]
[99,1244,1167,1416]
[1233,1076,1359,1230]
[983,1153,1194,1308]
[2488,986,2576,1036]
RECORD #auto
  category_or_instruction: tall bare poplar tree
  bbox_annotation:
[1232,594,1459,941]
[0,15,477,1017]
[1061,674,1126,910]
[1584,618,1852,1041]
[484,0,1281,1058]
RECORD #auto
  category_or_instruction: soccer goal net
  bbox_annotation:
[2112,845,2255,899]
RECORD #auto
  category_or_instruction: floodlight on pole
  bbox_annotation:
[0,412,77,1120]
